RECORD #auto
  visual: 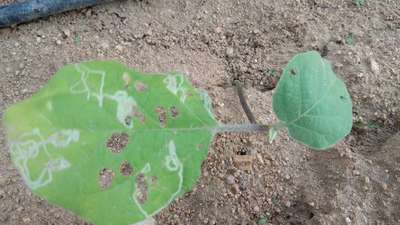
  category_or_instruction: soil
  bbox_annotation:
[1,0,400,225]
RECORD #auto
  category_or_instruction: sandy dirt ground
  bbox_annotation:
[0,0,400,224]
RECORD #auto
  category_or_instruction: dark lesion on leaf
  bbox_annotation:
[119,161,133,176]
[106,133,129,153]
[124,115,133,126]
[170,106,179,118]
[155,106,167,127]
[98,168,115,190]
[135,173,148,204]
[289,68,297,76]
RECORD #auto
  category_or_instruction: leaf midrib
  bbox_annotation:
[286,74,338,128]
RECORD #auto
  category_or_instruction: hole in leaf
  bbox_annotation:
[135,173,148,204]
[155,106,167,127]
[98,168,115,190]
[106,133,129,153]
[170,106,179,118]
[119,161,133,176]
[135,81,148,92]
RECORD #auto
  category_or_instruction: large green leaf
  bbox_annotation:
[4,61,217,225]
[272,51,353,150]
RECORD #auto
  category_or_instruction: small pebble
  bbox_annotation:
[345,217,352,224]
[226,47,234,58]
[62,29,71,38]
[369,57,380,75]
[116,45,124,52]
[100,41,110,49]
[253,206,260,212]
[382,183,388,191]
[215,26,223,33]
[226,175,235,185]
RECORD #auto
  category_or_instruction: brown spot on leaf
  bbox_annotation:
[106,133,129,153]
[155,106,167,127]
[135,81,148,92]
[170,106,179,118]
[120,161,133,176]
[135,173,148,204]
[98,168,115,190]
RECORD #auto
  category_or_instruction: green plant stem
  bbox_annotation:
[215,124,269,133]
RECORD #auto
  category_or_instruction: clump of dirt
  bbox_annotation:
[98,168,115,190]
[106,132,129,153]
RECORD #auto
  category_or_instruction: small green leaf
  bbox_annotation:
[272,51,353,150]
[74,35,81,45]
[264,68,277,77]
[354,0,365,6]
[268,127,278,144]
[4,61,217,225]
[257,216,268,225]
[345,33,355,45]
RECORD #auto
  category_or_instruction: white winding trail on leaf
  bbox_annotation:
[132,140,183,222]
[70,64,142,128]
[70,64,106,107]
[104,91,137,129]
[163,74,188,103]
[198,89,215,120]
[10,129,80,189]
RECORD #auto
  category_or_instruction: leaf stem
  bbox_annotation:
[234,80,257,124]
[214,124,269,133]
